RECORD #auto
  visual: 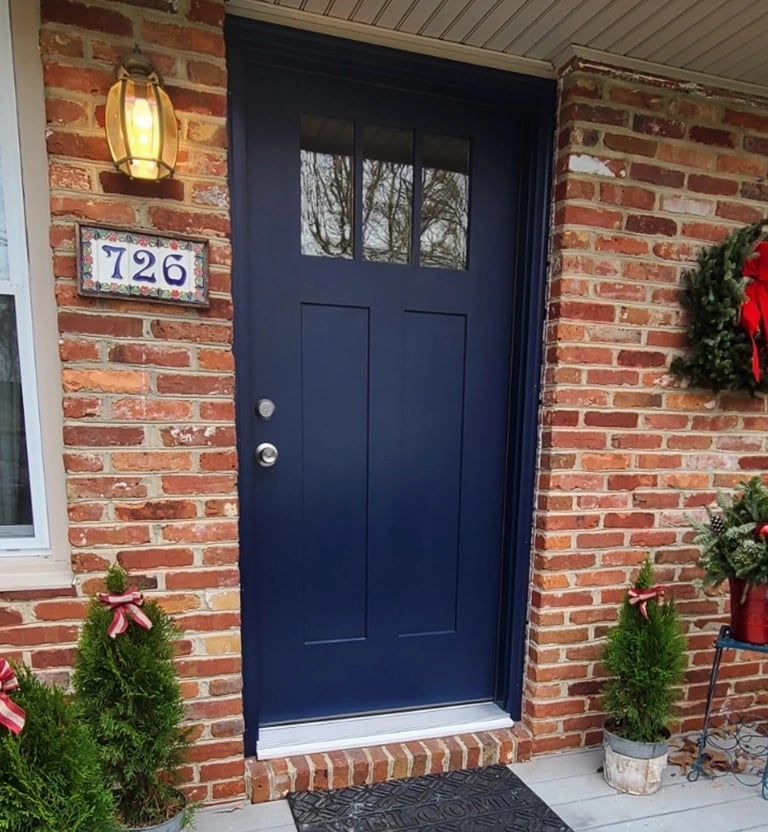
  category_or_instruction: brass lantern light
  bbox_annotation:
[105,47,178,180]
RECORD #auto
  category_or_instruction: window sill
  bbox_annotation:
[0,554,73,592]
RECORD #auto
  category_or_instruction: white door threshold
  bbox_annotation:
[256,702,513,759]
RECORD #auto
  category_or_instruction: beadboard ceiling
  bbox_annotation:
[226,0,768,94]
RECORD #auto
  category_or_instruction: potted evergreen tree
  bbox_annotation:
[694,476,768,644]
[0,661,117,831]
[601,556,687,795]
[73,565,193,831]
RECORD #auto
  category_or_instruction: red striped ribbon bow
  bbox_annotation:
[98,589,153,638]
[628,586,665,620]
[0,659,25,735]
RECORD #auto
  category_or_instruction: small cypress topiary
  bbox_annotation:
[73,565,192,829]
[602,556,687,744]
[0,664,117,832]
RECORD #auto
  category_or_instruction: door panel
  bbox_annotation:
[235,62,521,725]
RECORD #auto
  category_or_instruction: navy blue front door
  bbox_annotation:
[232,41,527,727]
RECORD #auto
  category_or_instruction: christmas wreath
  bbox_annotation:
[671,220,768,395]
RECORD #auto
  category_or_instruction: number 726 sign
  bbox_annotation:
[77,224,209,307]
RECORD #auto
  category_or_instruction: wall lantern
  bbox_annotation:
[105,47,178,181]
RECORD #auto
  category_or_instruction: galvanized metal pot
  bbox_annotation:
[603,722,668,795]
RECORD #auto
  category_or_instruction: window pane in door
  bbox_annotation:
[300,115,354,258]
[363,126,413,264]
[420,134,470,270]
[0,295,32,536]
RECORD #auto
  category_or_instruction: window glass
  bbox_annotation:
[363,125,413,264]
[0,294,32,536]
[420,134,470,270]
[300,115,354,258]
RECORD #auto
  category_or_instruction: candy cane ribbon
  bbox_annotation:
[628,586,665,620]
[98,589,153,638]
[741,241,768,383]
[0,659,25,735]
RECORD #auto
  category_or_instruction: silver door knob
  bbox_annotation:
[256,442,278,467]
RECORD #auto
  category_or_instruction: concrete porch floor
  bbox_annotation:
[194,747,766,831]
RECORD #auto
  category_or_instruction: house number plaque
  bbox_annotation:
[77,224,209,307]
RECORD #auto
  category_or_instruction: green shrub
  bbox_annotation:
[602,557,687,744]
[0,664,116,832]
[73,566,192,828]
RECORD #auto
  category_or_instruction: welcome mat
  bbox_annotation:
[287,764,574,831]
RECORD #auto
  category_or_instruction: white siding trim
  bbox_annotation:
[0,0,71,589]
[0,0,48,554]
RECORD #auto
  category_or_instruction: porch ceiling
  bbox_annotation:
[227,0,768,95]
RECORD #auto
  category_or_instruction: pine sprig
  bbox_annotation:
[693,477,768,587]
[0,665,117,832]
[602,557,687,744]
[73,565,192,829]
[670,220,768,395]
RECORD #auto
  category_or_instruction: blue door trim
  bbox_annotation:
[226,15,555,757]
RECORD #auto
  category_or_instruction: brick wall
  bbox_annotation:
[0,0,243,803]
[526,59,768,753]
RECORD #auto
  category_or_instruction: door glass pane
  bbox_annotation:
[0,295,32,537]
[300,115,354,258]
[363,126,413,264]
[420,134,470,270]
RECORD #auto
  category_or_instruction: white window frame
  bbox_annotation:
[0,1,48,552]
[0,0,71,588]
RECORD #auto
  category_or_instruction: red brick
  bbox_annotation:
[594,235,649,255]
[0,625,78,646]
[141,21,225,57]
[118,547,194,569]
[724,109,768,132]
[632,113,684,138]
[99,171,185,201]
[166,568,239,590]
[59,312,143,338]
[111,399,193,421]
[559,205,622,229]
[630,162,684,188]
[602,132,657,157]
[600,184,655,210]
[625,215,677,236]
[562,102,629,127]
[63,426,145,447]
[688,174,739,196]
[743,135,768,156]
[42,0,133,36]
[688,125,736,148]
[47,131,112,164]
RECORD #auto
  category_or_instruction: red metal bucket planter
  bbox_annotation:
[729,578,768,645]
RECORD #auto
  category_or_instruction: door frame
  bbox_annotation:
[226,15,555,757]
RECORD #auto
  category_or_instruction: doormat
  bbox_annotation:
[287,764,574,831]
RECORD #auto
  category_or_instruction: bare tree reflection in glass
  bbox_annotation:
[363,126,413,264]
[301,115,354,258]
[421,135,469,270]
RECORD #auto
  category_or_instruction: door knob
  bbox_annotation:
[256,442,279,467]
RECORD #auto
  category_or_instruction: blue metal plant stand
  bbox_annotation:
[688,625,768,798]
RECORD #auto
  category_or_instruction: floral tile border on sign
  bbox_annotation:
[77,223,209,308]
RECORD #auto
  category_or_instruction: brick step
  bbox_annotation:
[245,726,532,803]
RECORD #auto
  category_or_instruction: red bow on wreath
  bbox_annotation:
[98,588,153,639]
[0,659,25,735]
[628,586,665,620]
[740,241,768,382]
